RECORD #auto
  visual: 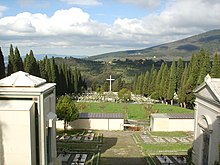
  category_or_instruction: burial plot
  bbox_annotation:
[156,155,174,164]
[58,153,71,162]
[172,156,186,164]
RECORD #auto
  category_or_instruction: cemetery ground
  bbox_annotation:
[57,102,193,164]
[76,102,193,121]
[56,129,192,165]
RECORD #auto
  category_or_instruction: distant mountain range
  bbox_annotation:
[87,29,220,61]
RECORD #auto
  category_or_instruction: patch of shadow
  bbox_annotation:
[101,137,117,153]
[199,35,220,42]
[176,44,199,51]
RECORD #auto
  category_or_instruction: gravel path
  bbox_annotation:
[100,131,147,165]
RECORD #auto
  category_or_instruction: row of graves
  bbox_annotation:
[154,155,187,165]
[136,132,192,164]
[56,130,103,165]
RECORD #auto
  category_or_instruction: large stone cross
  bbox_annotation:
[106,75,115,92]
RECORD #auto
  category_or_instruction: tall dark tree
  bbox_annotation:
[167,60,176,105]
[178,64,188,108]
[13,47,24,72]
[50,57,58,83]
[0,47,5,79]
[149,65,157,96]
[38,60,47,80]
[197,50,211,85]
[45,56,52,82]
[143,70,150,96]
[154,63,165,99]
[176,58,184,90]
[24,50,40,76]
[160,63,168,103]
[7,44,14,76]
[211,53,220,78]
[112,77,124,92]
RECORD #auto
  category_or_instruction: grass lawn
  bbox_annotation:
[142,143,192,155]
[150,131,192,137]
[76,102,193,120]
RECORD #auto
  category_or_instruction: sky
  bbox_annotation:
[0,0,220,57]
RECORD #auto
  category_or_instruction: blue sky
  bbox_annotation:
[0,0,220,57]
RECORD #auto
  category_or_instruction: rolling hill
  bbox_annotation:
[87,29,220,61]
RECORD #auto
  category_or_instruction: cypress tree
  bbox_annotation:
[44,56,52,82]
[50,57,57,83]
[13,47,24,72]
[132,74,138,94]
[24,53,30,72]
[7,44,14,76]
[167,60,176,105]
[197,51,211,85]
[176,58,184,91]
[0,47,5,79]
[211,53,220,78]
[149,64,157,96]
[178,64,188,108]
[24,50,40,76]
[155,63,165,99]
[160,63,168,103]
[143,70,150,96]
[73,67,78,93]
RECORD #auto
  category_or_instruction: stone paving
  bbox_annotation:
[100,131,147,165]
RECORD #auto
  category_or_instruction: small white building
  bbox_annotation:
[0,71,58,165]
[70,112,124,130]
[150,113,194,132]
[193,75,220,165]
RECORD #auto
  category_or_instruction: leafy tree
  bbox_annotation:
[118,88,131,102]
[56,94,78,130]
[96,85,104,95]
[0,47,5,79]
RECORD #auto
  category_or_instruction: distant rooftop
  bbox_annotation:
[0,71,46,87]
[79,112,124,119]
[151,113,194,119]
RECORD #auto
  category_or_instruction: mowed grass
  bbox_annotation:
[150,131,192,137]
[142,143,192,154]
[76,102,193,120]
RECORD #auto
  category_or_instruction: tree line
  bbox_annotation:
[133,48,220,108]
[0,44,86,96]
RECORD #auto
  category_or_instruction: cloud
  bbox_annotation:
[117,0,160,8]
[60,0,102,6]
[1,0,220,56]
[0,5,7,17]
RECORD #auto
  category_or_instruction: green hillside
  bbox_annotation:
[87,29,220,61]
